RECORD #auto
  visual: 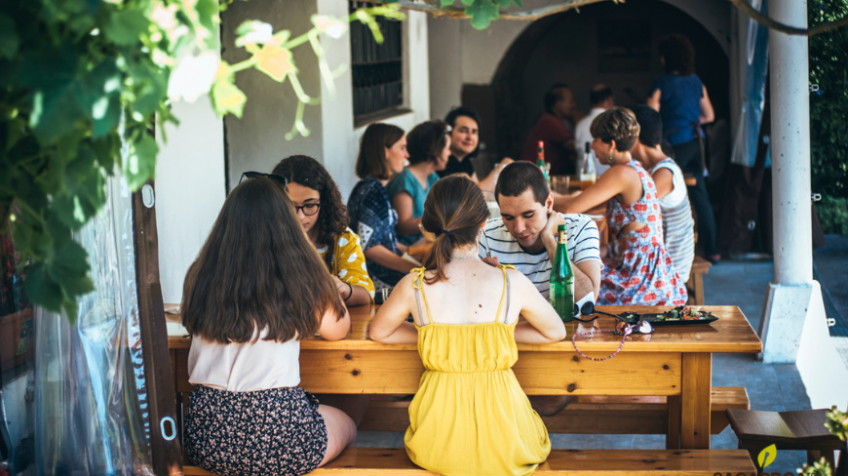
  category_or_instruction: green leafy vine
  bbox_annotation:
[0,0,400,320]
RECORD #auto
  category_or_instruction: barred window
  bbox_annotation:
[349,1,404,121]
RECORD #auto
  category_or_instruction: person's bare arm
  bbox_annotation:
[573,259,601,301]
[368,274,418,344]
[331,275,370,307]
[647,89,661,111]
[364,245,417,274]
[652,167,674,199]
[391,192,420,236]
[510,270,566,343]
[699,85,715,124]
[558,166,631,214]
[317,303,350,341]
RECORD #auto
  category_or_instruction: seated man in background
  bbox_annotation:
[574,84,615,176]
[440,106,512,200]
[478,161,601,416]
[520,83,580,175]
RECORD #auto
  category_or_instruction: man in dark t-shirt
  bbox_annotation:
[439,106,480,178]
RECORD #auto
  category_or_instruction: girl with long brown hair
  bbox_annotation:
[273,155,375,306]
[181,175,355,476]
[369,175,564,476]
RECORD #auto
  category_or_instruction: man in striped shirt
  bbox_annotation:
[478,162,601,302]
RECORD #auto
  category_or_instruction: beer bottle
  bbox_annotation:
[536,140,548,180]
[550,224,574,322]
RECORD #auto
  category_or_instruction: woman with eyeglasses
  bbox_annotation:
[272,155,375,306]
[348,123,418,290]
[181,176,355,475]
[386,120,451,246]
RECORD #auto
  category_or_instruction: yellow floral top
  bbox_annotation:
[317,227,376,300]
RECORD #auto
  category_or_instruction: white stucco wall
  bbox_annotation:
[319,4,431,199]
[155,97,226,305]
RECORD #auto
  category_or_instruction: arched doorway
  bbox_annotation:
[488,0,729,162]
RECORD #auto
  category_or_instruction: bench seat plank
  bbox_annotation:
[360,387,749,435]
[183,448,756,475]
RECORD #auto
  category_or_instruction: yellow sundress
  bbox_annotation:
[404,266,551,476]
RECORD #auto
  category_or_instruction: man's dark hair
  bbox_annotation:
[544,83,570,115]
[631,104,663,147]
[444,106,480,129]
[589,85,614,107]
[495,161,549,205]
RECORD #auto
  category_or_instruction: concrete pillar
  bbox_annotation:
[760,0,848,409]
[760,0,812,361]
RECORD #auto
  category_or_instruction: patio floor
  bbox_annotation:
[354,235,848,473]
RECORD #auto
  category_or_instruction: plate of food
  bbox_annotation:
[618,306,718,326]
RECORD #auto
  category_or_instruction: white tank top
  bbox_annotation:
[188,327,300,392]
[651,158,695,280]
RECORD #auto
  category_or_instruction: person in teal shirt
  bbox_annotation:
[387,120,450,245]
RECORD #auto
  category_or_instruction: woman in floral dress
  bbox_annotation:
[558,107,687,306]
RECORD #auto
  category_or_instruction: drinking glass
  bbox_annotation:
[550,175,570,194]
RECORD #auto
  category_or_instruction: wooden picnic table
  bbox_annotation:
[168,304,762,449]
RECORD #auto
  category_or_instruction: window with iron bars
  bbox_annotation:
[349,1,404,122]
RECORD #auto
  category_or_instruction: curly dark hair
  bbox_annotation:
[272,155,349,271]
[658,34,696,76]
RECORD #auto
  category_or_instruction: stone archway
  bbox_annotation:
[489,0,730,161]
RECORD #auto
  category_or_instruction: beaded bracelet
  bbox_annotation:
[571,328,630,362]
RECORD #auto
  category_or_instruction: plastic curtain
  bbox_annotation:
[731,0,771,167]
[32,174,153,476]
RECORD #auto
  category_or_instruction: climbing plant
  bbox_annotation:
[0,0,400,320]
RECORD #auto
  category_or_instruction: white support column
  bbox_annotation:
[760,0,848,408]
[760,0,812,361]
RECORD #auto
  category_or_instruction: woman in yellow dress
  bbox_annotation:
[369,175,566,476]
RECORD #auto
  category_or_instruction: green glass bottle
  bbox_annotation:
[550,224,574,322]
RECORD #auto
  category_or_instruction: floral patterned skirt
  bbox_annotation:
[599,232,688,306]
[185,385,328,476]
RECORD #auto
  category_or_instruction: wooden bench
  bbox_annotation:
[360,387,749,436]
[687,256,712,306]
[183,448,757,475]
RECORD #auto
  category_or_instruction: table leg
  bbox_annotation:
[680,353,712,449]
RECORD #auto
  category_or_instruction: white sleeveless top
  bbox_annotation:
[188,328,300,392]
[651,158,695,280]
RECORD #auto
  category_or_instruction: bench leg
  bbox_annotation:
[666,395,681,449]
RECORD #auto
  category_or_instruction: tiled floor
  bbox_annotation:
[355,236,848,473]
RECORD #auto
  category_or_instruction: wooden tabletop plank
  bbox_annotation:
[168,305,762,354]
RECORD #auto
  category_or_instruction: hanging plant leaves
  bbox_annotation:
[254,44,296,82]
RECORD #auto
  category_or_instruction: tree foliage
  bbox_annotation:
[809,0,848,233]
[0,0,399,320]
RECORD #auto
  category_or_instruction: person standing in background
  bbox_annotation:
[575,84,614,177]
[647,34,720,263]
[521,84,580,175]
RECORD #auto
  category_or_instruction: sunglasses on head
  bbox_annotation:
[240,171,289,186]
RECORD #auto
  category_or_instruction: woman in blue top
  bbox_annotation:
[386,120,450,245]
[647,34,719,263]
[348,123,418,289]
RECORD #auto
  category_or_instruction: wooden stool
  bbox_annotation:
[726,408,844,469]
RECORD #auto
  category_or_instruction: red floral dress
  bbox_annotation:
[600,161,688,306]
